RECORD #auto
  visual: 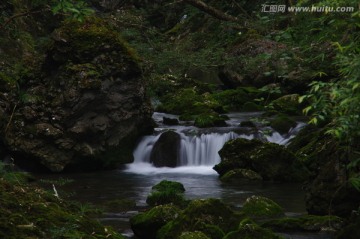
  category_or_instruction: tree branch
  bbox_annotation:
[182,0,238,22]
[0,8,48,30]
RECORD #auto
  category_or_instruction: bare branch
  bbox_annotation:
[182,0,238,22]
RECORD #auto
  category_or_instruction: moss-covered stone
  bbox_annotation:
[270,94,302,115]
[179,231,210,239]
[262,215,344,232]
[270,114,297,134]
[0,178,124,239]
[220,169,263,183]
[223,221,283,239]
[242,196,284,219]
[146,180,187,207]
[212,88,251,111]
[194,113,227,128]
[157,199,243,239]
[130,204,181,239]
[214,138,306,182]
[242,102,264,112]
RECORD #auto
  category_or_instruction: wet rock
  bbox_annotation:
[214,138,307,182]
[262,215,344,232]
[220,169,262,182]
[179,231,210,239]
[239,121,256,128]
[241,101,264,112]
[130,204,181,239]
[163,117,179,125]
[150,131,181,167]
[0,18,153,172]
[270,94,302,115]
[194,113,227,128]
[288,127,360,217]
[157,198,241,239]
[146,180,187,207]
[242,196,284,219]
[223,219,282,239]
[270,114,297,134]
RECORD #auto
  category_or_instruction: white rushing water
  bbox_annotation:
[125,113,306,175]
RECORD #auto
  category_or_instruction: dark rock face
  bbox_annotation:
[150,131,180,167]
[214,138,307,182]
[0,18,153,172]
[163,117,179,126]
[288,126,360,217]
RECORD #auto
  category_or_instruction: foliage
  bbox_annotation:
[146,180,187,207]
[51,0,95,21]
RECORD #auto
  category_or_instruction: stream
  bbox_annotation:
[36,112,335,239]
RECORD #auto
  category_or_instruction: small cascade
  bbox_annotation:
[178,132,238,166]
[132,132,239,166]
[126,112,306,174]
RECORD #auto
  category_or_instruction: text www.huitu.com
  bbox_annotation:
[261,5,355,13]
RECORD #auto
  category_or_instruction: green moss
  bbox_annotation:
[212,88,250,111]
[0,178,124,239]
[262,215,344,232]
[130,204,181,239]
[179,231,211,239]
[194,113,227,128]
[146,180,187,207]
[220,169,263,183]
[270,114,297,135]
[242,102,264,112]
[223,221,283,239]
[269,94,302,115]
[242,196,284,219]
[157,198,243,239]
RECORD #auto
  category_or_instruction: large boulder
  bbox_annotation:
[0,18,153,172]
[130,204,181,239]
[288,126,360,217]
[214,138,307,182]
[150,131,181,167]
[242,196,284,219]
[157,198,242,239]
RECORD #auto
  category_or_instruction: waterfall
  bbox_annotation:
[132,132,239,166]
[126,112,306,175]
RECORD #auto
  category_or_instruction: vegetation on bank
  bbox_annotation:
[0,162,125,239]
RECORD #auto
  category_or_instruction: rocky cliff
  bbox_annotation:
[0,18,153,172]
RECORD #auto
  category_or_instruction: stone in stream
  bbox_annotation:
[214,138,308,182]
[163,117,179,125]
[150,131,181,167]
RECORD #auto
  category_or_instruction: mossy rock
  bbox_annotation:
[270,94,302,115]
[240,121,256,128]
[157,198,243,239]
[194,113,227,128]
[270,115,297,135]
[242,196,284,219]
[214,138,263,177]
[146,180,187,207]
[223,222,283,239]
[130,204,181,239]
[179,231,210,239]
[212,88,251,111]
[157,88,223,116]
[241,102,264,112]
[220,169,263,183]
[215,138,305,182]
[0,178,124,239]
[262,215,344,232]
